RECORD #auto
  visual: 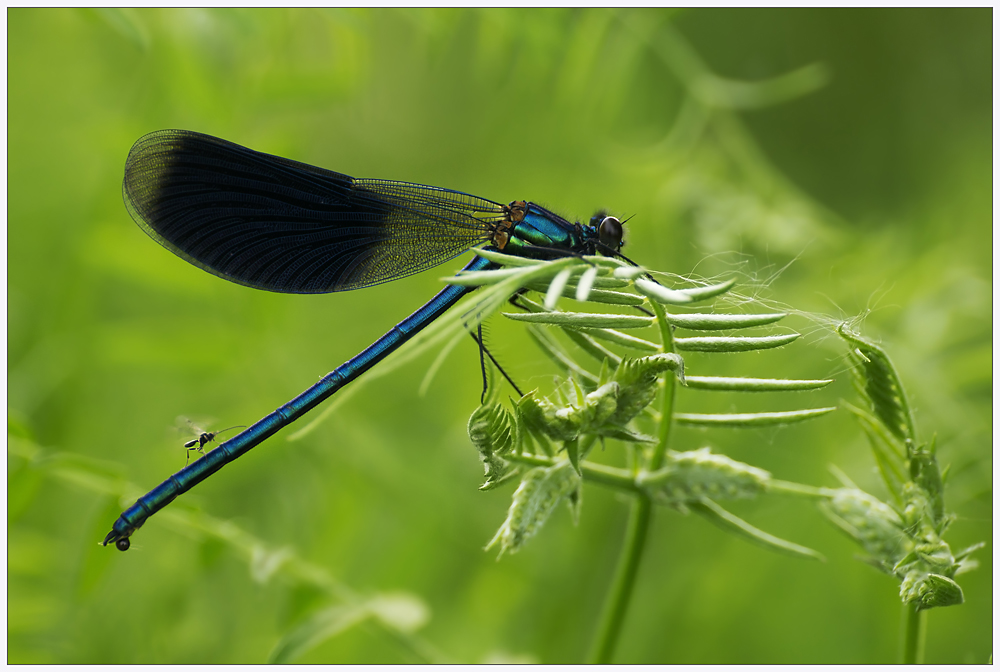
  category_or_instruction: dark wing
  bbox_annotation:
[122,130,501,293]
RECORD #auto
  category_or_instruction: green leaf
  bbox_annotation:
[520,382,629,444]
[268,603,371,663]
[954,542,986,563]
[596,426,656,444]
[468,404,516,490]
[527,284,647,306]
[684,376,832,392]
[841,401,907,497]
[517,386,631,445]
[576,382,621,428]
[446,255,580,289]
[511,295,656,350]
[565,437,581,475]
[250,545,294,585]
[903,573,965,611]
[447,266,538,285]
[635,278,694,305]
[574,327,660,352]
[672,278,737,301]
[819,488,909,570]
[516,392,571,442]
[838,324,916,443]
[675,408,835,427]
[612,265,647,280]
[675,333,799,352]
[609,353,685,425]
[504,311,654,329]
[909,436,945,525]
[367,593,431,633]
[665,312,786,330]
[487,461,581,556]
[471,247,548,267]
[690,498,825,561]
[504,453,640,495]
[637,448,770,504]
[267,592,430,663]
[575,265,600,301]
[544,267,574,310]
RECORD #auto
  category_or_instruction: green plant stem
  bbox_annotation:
[587,299,677,664]
[506,453,641,494]
[901,603,925,664]
[766,479,837,499]
[586,494,653,664]
[648,299,676,471]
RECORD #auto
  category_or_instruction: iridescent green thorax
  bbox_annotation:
[497,201,604,259]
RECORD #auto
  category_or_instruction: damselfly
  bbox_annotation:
[104,130,631,551]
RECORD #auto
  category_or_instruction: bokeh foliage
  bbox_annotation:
[8,8,991,663]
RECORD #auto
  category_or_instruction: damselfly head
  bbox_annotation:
[598,216,623,251]
[587,210,624,254]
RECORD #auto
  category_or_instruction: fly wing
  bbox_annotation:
[123,130,501,293]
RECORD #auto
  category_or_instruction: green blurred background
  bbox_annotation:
[8,8,991,663]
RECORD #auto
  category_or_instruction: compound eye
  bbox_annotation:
[598,216,623,251]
